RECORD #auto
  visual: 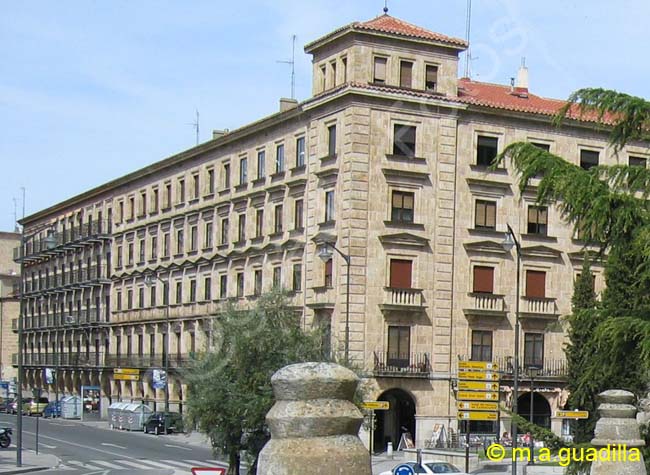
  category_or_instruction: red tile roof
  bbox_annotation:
[355,14,468,48]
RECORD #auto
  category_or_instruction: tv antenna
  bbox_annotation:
[464,0,472,78]
[188,110,199,145]
[12,197,18,232]
[276,35,296,100]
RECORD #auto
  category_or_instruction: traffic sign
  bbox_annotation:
[393,464,415,475]
[457,401,499,411]
[458,371,499,381]
[458,381,500,391]
[458,361,499,371]
[457,391,499,401]
[114,368,140,375]
[458,411,498,421]
[361,401,390,411]
[114,374,140,381]
[556,410,589,419]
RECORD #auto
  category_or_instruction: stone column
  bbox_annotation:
[257,362,371,475]
[590,389,645,475]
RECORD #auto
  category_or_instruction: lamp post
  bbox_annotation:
[317,242,350,363]
[528,365,541,465]
[144,273,169,433]
[501,224,521,475]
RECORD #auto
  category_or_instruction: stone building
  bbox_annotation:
[0,231,20,384]
[15,12,637,447]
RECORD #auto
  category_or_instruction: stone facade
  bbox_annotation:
[0,231,20,383]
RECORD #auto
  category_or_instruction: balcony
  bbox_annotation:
[380,287,425,313]
[520,296,558,319]
[373,351,431,378]
[105,354,195,370]
[457,354,568,379]
[14,352,106,368]
[23,264,110,296]
[463,293,507,317]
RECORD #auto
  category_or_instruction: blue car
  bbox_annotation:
[43,401,61,418]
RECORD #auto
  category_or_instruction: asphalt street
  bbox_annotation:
[0,413,231,474]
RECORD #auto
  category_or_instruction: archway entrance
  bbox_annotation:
[517,392,551,429]
[374,388,416,453]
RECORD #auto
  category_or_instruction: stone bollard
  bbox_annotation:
[590,389,646,475]
[257,362,371,475]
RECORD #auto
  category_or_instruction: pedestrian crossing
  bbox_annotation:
[58,458,228,473]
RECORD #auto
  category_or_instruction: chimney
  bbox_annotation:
[212,129,229,140]
[279,98,299,112]
[515,58,529,90]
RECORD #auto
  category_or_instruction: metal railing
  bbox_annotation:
[105,354,194,369]
[373,351,431,377]
[23,264,110,294]
[14,352,106,367]
[457,354,568,378]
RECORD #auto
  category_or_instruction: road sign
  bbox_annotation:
[114,368,140,375]
[393,464,415,475]
[361,401,390,411]
[458,361,499,371]
[458,371,499,381]
[114,374,140,381]
[458,411,498,421]
[458,381,500,391]
[457,401,499,411]
[556,410,589,419]
[457,391,499,401]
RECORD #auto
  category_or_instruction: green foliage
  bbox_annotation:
[185,290,330,475]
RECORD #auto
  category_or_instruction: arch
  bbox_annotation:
[517,392,551,429]
[373,388,417,453]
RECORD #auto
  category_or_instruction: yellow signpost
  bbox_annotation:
[457,411,498,421]
[361,401,390,411]
[458,361,499,371]
[457,391,499,401]
[556,410,589,419]
[114,373,140,381]
[457,401,499,411]
[458,381,500,391]
[458,371,499,381]
[114,368,139,375]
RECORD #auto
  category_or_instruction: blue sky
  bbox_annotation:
[2,0,650,231]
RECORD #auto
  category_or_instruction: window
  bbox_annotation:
[176,229,184,254]
[473,266,494,294]
[255,209,264,237]
[239,157,248,185]
[327,125,336,157]
[116,291,122,311]
[177,178,185,204]
[580,150,599,170]
[526,270,546,298]
[630,156,647,167]
[330,61,337,86]
[389,259,412,289]
[254,269,262,296]
[257,150,265,179]
[127,242,134,265]
[192,173,200,199]
[163,183,171,209]
[163,232,170,257]
[204,222,213,248]
[274,205,283,234]
[294,199,304,230]
[276,144,285,173]
[425,65,438,91]
[341,56,347,83]
[219,274,227,299]
[152,188,159,212]
[320,64,326,91]
[175,281,183,304]
[162,281,169,305]
[140,191,147,216]
[324,259,333,287]
[150,236,158,260]
[399,60,413,88]
[138,334,144,356]
[138,239,145,263]
[204,277,212,300]
[118,201,124,222]
[223,163,231,189]
[127,289,133,310]
[393,125,416,157]
[128,196,135,219]
[527,206,548,235]
[117,246,123,267]
[532,142,550,152]
[149,334,155,358]
[476,136,498,166]
[524,333,544,368]
[471,330,493,362]
[296,137,305,167]
[150,286,156,307]
[221,218,229,244]
[324,190,335,222]
[237,214,246,242]
[391,191,414,223]
[189,279,197,302]
[475,200,496,229]
[207,168,215,194]
[273,266,282,289]
[373,57,387,84]
[292,263,302,291]
[387,326,410,368]
[138,287,144,308]
[236,272,244,297]
[190,225,198,251]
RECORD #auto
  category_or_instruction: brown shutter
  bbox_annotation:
[526,270,546,298]
[400,61,413,88]
[374,57,387,83]
[390,259,412,289]
[473,266,494,293]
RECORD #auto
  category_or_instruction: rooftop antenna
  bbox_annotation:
[188,110,199,146]
[464,0,472,78]
[383,0,389,14]
[276,35,296,100]
[12,197,18,232]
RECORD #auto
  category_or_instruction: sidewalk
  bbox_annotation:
[0,449,59,474]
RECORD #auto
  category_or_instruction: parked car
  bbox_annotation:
[6,400,18,414]
[0,399,14,413]
[43,401,61,418]
[379,460,468,475]
[144,412,184,435]
[22,397,49,416]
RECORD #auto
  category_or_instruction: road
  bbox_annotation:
[0,413,231,474]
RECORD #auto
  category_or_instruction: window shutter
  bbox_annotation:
[473,266,494,293]
[400,61,413,88]
[426,65,438,87]
[526,270,546,298]
[390,259,412,289]
[374,57,387,82]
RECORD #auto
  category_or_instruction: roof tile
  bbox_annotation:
[354,14,468,48]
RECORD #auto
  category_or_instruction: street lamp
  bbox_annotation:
[144,273,170,434]
[501,224,521,475]
[317,242,350,363]
[527,365,541,465]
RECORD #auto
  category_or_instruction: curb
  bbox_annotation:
[0,467,50,475]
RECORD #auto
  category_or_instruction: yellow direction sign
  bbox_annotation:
[556,410,589,419]
[458,391,499,401]
[457,401,499,411]
[458,381,500,392]
[114,368,140,375]
[114,373,140,381]
[458,371,499,381]
[458,411,498,421]
[458,361,499,371]
[361,401,390,411]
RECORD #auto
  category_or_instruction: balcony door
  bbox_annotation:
[390,259,412,289]
[524,333,544,368]
[387,325,410,368]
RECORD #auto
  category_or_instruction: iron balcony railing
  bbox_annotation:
[373,351,431,377]
[23,265,110,295]
[105,354,195,369]
[14,352,106,367]
[457,354,568,378]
